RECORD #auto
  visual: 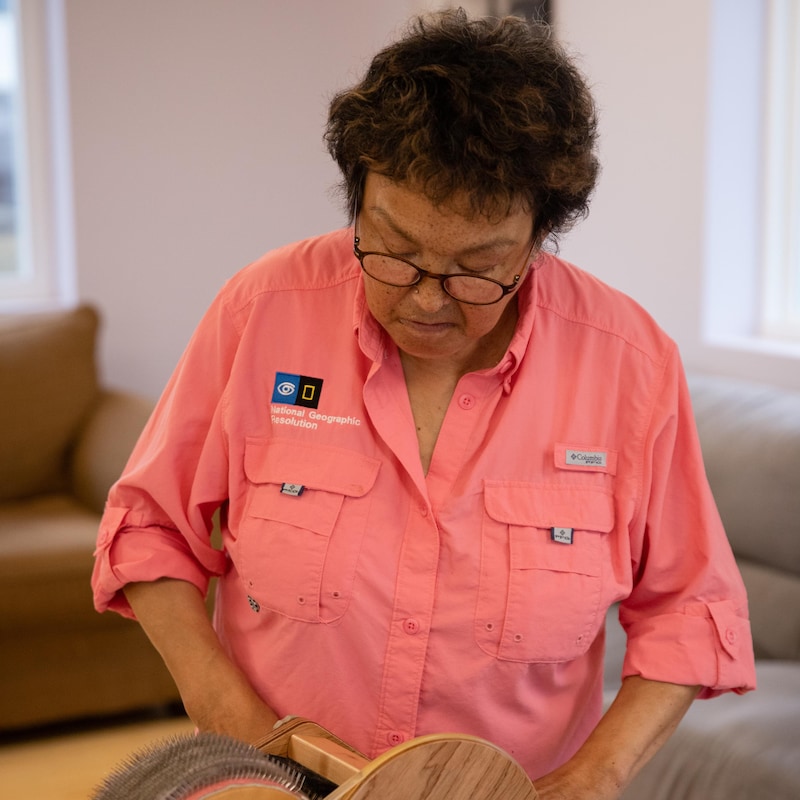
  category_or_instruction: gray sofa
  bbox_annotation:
[605,373,800,800]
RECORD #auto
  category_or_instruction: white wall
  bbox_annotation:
[553,0,712,340]
[554,0,800,390]
[66,0,418,398]
[65,0,800,398]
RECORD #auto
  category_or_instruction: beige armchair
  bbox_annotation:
[0,305,180,731]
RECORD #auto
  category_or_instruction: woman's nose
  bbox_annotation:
[411,275,451,311]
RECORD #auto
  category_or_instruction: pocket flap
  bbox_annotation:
[484,482,614,532]
[244,438,380,497]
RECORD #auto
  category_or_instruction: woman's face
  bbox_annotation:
[357,173,535,373]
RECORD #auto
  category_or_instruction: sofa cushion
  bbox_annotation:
[620,661,800,800]
[0,305,99,500]
[687,374,800,578]
[738,559,800,661]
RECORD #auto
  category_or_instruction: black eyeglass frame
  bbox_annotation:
[353,235,531,306]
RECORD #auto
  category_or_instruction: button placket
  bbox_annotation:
[457,393,476,410]
[371,496,439,755]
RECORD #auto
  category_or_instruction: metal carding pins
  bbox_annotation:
[90,732,334,799]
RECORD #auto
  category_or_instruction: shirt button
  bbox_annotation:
[403,618,421,635]
[387,731,405,746]
[726,629,737,644]
[457,393,476,410]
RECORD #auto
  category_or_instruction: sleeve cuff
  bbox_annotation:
[620,601,756,696]
[92,514,223,618]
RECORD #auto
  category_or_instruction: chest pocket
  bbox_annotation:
[237,438,380,623]
[475,482,614,663]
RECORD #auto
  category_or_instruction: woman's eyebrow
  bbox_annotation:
[367,206,421,246]
[367,205,522,256]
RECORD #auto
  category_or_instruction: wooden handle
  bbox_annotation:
[288,734,369,785]
[255,717,368,765]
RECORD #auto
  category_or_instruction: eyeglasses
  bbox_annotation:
[353,235,531,306]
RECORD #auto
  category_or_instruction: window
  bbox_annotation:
[0,0,17,279]
[0,0,73,309]
[761,0,800,339]
[703,0,800,355]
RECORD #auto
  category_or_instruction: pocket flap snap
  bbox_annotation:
[244,438,380,497]
[484,482,614,533]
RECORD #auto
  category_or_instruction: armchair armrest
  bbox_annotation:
[70,389,154,514]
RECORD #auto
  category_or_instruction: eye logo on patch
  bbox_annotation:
[271,372,324,408]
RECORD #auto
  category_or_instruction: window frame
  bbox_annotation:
[760,0,800,340]
[0,0,74,310]
[702,0,800,359]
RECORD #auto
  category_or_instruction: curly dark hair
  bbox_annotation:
[325,9,599,247]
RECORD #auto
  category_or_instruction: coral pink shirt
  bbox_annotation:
[92,227,755,779]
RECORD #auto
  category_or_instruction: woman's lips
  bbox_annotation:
[402,318,453,331]
[401,318,454,334]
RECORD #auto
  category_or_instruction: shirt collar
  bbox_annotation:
[492,256,541,385]
[353,277,386,362]
[352,252,543,379]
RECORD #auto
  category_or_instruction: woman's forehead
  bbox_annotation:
[362,173,533,236]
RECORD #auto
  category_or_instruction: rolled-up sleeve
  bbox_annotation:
[91,292,238,618]
[92,514,225,618]
[619,348,756,696]
[620,603,754,696]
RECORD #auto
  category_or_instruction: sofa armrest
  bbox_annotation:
[70,389,154,514]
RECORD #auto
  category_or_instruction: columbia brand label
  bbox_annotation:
[566,449,607,468]
[551,527,574,545]
[280,483,305,497]
[272,372,324,408]
[555,443,617,475]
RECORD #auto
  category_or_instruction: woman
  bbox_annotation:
[92,11,755,798]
